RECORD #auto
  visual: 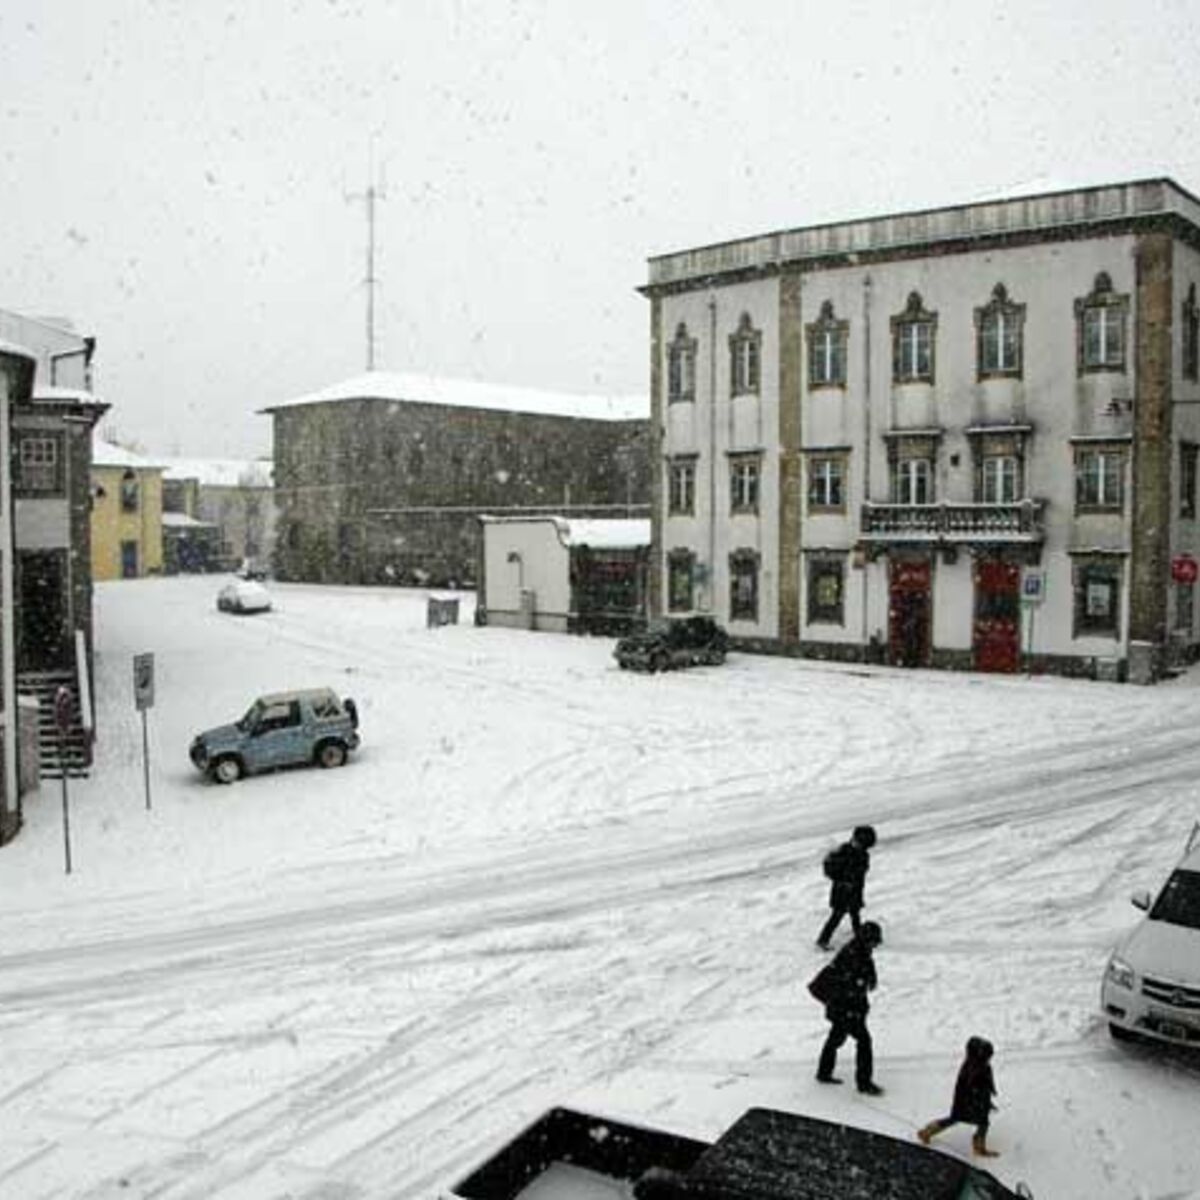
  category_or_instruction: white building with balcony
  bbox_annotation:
[642,178,1200,681]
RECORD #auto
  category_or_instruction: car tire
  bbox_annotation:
[652,651,669,674]
[316,741,347,769]
[211,756,242,784]
[1109,1022,1138,1043]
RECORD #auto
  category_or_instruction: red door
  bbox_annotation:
[889,559,932,667]
[974,559,1020,673]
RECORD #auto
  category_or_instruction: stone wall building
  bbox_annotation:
[642,178,1200,682]
[263,373,648,588]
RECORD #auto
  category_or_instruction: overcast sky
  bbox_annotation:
[2,0,1198,457]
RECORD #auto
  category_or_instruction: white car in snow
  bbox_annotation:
[1102,828,1200,1046]
[216,579,272,615]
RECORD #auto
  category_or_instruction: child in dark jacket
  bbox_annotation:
[917,1036,999,1157]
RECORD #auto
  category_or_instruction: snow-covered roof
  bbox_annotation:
[0,339,36,362]
[559,518,650,549]
[33,386,107,407]
[93,438,165,470]
[162,512,218,528]
[160,457,273,488]
[263,371,647,422]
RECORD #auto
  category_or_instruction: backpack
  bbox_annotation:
[808,963,835,1004]
[823,843,852,882]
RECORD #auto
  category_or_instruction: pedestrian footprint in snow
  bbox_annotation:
[808,919,884,1095]
[917,1035,1000,1158]
[816,824,875,950]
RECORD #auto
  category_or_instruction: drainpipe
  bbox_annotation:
[707,293,718,612]
[861,275,873,649]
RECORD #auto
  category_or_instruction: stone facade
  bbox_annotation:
[265,377,649,587]
[643,178,1200,682]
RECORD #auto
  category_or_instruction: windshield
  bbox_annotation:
[1150,869,1200,930]
[236,701,263,732]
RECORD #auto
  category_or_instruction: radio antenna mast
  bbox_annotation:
[347,149,387,371]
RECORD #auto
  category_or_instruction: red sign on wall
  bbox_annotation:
[1172,555,1199,584]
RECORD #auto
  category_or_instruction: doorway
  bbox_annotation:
[973,558,1021,673]
[17,551,69,671]
[888,558,932,667]
[121,540,139,579]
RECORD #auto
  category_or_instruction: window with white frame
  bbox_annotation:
[18,435,61,493]
[729,454,760,514]
[1184,283,1199,383]
[807,558,845,625]
[1074,445,1125,510]
[807,455,845,510]
[976,283,1025,378]
[729,549,758,621]
[668,457,696,515]
[1076,272,1128,373]
[891,292,937,383]
[891,457,933,505]
[1181,441,1198,520]
[667,323,697,403]
[981,455,1019,503]
[1073,558,1121,637]
[729,313,761,397]
[806,301,848,388]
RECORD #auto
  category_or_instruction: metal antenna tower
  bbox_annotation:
[347,153,387,371]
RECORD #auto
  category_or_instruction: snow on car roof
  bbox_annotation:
[256,687,340,706]
[261,371,647,422]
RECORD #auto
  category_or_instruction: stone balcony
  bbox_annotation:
[860,499,1046,545]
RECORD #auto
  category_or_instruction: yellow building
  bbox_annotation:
[91,439,164,580]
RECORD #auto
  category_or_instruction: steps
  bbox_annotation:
[17,671,91,780]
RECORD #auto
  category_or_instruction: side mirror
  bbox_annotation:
[1131,889,1152,911]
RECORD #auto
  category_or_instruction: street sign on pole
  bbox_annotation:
[1172,555,1198,585]
[133,652,155,710]
[133,653,154,810]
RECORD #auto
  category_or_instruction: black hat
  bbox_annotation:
[853,825,877,848]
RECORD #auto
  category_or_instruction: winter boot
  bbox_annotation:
[917,1123,939,1145]
[972,1132,998,1158]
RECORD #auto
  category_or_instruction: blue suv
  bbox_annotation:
[190,688,360,783]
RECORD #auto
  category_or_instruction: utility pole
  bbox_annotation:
[347,155,387,372]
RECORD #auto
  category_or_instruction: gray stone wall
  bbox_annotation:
[272,399,649,585]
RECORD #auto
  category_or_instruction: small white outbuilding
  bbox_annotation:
[477,515,650,635]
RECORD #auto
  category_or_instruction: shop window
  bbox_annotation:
[1073,559,1121,637]
[807,558,845,625]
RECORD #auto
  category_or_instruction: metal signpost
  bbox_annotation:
[54,685,73,874]
[133,652,155,811]
[1021,570,1046,676]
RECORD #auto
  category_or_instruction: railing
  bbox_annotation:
[860,499,1045,541]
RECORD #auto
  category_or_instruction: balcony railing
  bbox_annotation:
[860,499,1045,543]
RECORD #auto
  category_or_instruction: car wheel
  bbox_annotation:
[618,660,629,670]
[211,755,242,784]
[1109,1022,1138,1043]
[317,741,347,769]
[651,651,669,673]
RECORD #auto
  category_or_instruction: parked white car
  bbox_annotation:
[1102,828,1200,1046]
[216,579,272,615]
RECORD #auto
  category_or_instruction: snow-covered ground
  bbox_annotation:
[1,576,1198,1200]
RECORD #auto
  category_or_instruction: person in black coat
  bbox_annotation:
[816,825,876,950]
[917,1036,999,1157]
[809,920,883,1095]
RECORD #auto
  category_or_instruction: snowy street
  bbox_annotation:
[1,577,1198,1199]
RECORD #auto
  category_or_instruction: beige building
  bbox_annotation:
[643,178,1200,682]
[91,439,164,580]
